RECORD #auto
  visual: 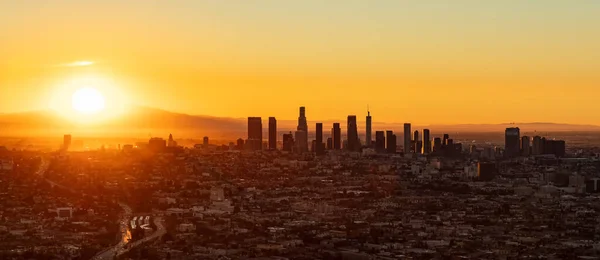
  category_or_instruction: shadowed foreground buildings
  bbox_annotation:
[3,112,594,260]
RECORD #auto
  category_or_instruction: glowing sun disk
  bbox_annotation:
[72,87,106,114]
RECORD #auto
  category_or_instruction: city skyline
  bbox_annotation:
[2,2,600,259]
[1,1,600,125]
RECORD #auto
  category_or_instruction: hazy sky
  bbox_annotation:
[1,0,599,125]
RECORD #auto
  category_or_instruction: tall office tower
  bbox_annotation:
[332,123,341,150]
[532,136,542,155]
[443,134,450,146]
[326,137,333,150]
[203,136,209,146]
[413,130,420,154]
[416,141,423,155]
[315,123,324,155]
[247,117,263,151]
[433,138,442,153]
[365,110,372,147]
[282,132,294,152]
[296,107,308,152]
[521,136,531,156]
[403,123,412,154]
[423,129,431,154]
[63,134,72,151]
[347,115,359,151]
[268,117,277,150]
[375,131,386,153]
[386,130,397,153]
[505,127,521,158]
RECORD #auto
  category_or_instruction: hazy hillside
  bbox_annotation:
[1,107,599,138]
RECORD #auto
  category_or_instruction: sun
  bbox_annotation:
[71,87,106,114]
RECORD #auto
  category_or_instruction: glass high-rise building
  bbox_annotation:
[315,123,324,155]
[375,131,386,153]
[386,130,397,154]
[403,123,412,154]
[413,130,420,154]
[423,129,431,154]
[268,117,277,150]
[332,123,341,150]
[505,127,521,158]
[247,117,262,151]
[347,115,359,151]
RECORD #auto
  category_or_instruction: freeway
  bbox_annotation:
[93,202,133,260]
[36,157,166,259]
[36,157,76,193]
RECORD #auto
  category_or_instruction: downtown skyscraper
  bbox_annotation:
[315,123,324,155]
[365,109,372,147]
[386,130,397,153]
[505,127,520,158]
[375,131,386,153]
[404,123,412,154]
[521,136,531,156]
[347,115,359,152]
[295,107,309,153]
[247,117,262,151]
[268,117,277,150]
[423,129,431,154]
[332,123,341,150]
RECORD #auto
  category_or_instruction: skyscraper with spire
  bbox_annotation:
[365,107,372,147]
[295,107,309,153]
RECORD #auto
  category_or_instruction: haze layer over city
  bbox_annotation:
[1,1,600,259]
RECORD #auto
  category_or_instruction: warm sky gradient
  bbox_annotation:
[1,1,599,125]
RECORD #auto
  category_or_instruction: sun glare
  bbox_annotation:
[72,87,106,114]
[49,74,128,123]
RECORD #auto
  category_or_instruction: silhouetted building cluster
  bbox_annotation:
[238,107,571,161]
[506,128,566,158]
[149,137,167,153]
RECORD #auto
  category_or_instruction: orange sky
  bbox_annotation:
[1,1,599,125]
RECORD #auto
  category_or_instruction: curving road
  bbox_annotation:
[93,202,133,260]
[37,157,165,260]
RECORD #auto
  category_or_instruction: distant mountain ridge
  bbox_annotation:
[0,107,599,137]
